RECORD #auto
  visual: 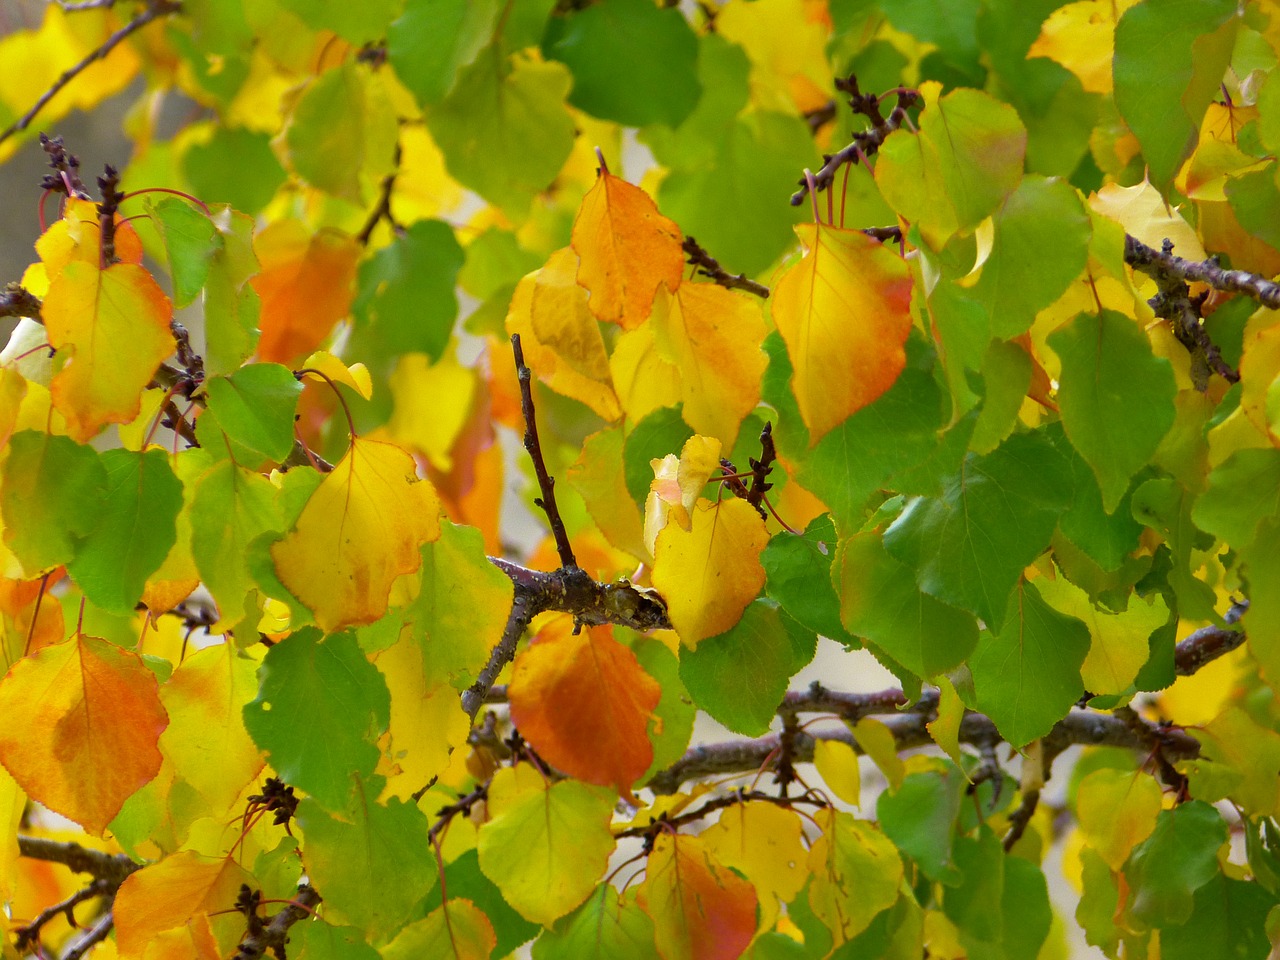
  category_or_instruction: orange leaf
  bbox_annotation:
[271,437,442,632]
[571,170,683,329]
[639,833,758,960]
[771,224,914,444]
[113,851,253,959]
[250,220,360,364]
[0,634,167,836]
[651,498,769,648]
[35,197,143,277]
[41,261,174,442]
[508,619,660,797]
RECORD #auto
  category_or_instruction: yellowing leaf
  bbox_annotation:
[1075,768,1162,870]
[382,899,497,960]
[506,246,621,420]
[569,425,648,562]
[772,225,914,444]
[806,809,904,947]
[1028,0,1140,94]
[715,0,834,114]
[851,717,905,791]
[814,739,861,806]
[508,620,660,796]
[927,677,969,776]
[250,221,360,364]
[640,832,758,960]
[571,170,683,329]
[0,634,167,836]
[703,801,808,931]
[299,350,373,399]
[41,261,174,442]
[643,436,722,557]
[386,350,477,471]
[611,322,682,423]
[1089,180,1206,263]
[477,764,617,925]
[1192,707,1280,817]
[649,282,768,447]
[271,437,441,632]
[652,498,769,648]
[35,198,144,277]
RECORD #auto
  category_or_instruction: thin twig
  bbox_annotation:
[681,237,770,299]
[0,1,183,147]
[232,885,322,960]
[461,583,546,722]
[60,910,115,960]
[355,143,402,245]
[17,836,140,883]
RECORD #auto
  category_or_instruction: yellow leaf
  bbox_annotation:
[772,224,914,444]
[652,498,769,648]
[703,801,808,931]
[927,677,969,777]
[650,282,768,447]
[505,246,621,420]
[1089,179,1206,263]
[640,833,758,960]
[42,262,174,442]
[813,738,861,806]
[1075,768,1162,870]
[643,436,723,557]
[1027,0,1141,95]
[271,437,441,632]
[715,0,834,114]
[385,350,476,471]
[382,899,497,960]
[113,852,252,960]
[610,322,682,423]
[299,350,373,400]
[850,717,905,791]
[1192,707,1280,817]
[571,170,683,329]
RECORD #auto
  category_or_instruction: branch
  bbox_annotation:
[0,1,183,148]
[1124,234,1280,311]
[682,237,770,299]
[18,835,140,884]
[461,581,546,722]
[355,142,402,246]
[232,885,322,960]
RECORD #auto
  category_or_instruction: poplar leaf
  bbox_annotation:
[271,438,441,633]
[640,833,758,960]
[771,224,913,444]
[1075,768,1163,871]
[113,852,253,959]
[0,634,167,836]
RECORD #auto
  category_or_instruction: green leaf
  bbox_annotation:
[1052,423,1146,573]
[297,785,436,940]
[1131,477,1221,623]
[883,430,1071,628]
[633,637,696,782]
[641,33,750,170]
[291,922,382,960]
[150,196,218,308]
[201,363,304,464]
[942,826,1004,944]
[837,532,977,679]
[0,431,107,576]
[1163,874,1276,960]
[351,219,465,363]
[679,599,816,737]
[66,449,183,615]
[970,340,1031,455]
[388,0,500,106]
[243,628,391,810]
[203,206,261,376]
[1076,847,1122,955]
[970,175,1091,338]
[969,581,1089,746]
[623,405,693,507]
[876,768,964,884]
[1125,801,1227,928]
[182,127,286,215]
[422,850,540,958]
[531,885,656,960]
[426,49,576,218]
[1193,448,1280,552]
[1049,310,1178,513]
[543,0,700,128]
[762,515,852,643]
[1113,0,1239,190]
[276,0,401,44]
[999,856,1052,960]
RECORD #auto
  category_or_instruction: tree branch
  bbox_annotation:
[682,237,770,299]
[232,885,322,960]
[17,835,140,884]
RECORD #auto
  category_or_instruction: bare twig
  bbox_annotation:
[14,880,109,953]
[355,143,402,246]
[614,789,828,841]
[1125,234,1280,311]
[681,237,770,299]
[0,1,183,147]
[461,582,547,722]
[60,910,115,960]
[0,283,43,320]
[232,885,321,960]
[17,836,140,884]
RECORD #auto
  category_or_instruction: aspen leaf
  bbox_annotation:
[571,169,683,329]
[771,224,913,444]
[702,801,808,931]
[271,437,440,632]
[814,739,862,806]
[807,809,904,947]
[0,634,167,836]
[508,620,659,796]
[1075,768,1163,871]
[41,260,173,441]
[382,899,497,960]
[651,498,769,648]
[639,833,758,960]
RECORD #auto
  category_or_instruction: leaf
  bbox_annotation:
[837,532,978,680]
[968,581,1089,746]
[201,363,303,464]
[297,784,436,940]
[382,899,497,960]
[806,809,903,947]
[1124,801,1227,929]
[678,599,815,736]
[1049,310,1177,513]
[275,0,400,44]
[113,852,253,959]
[640,833,758,960]
[876,82,1027,249]
[477,765,617,925]
[927,676,968,771]
[203,206,261,376]
[1192,448,1280,552]
[771,224,913,444]
[292,923,382,960]
[508,620,660,796]
[182,128,286,216]
[761,514,851,643]
[531,884,656,960]
[571,169,684,329]
[850,718,905,791]
[1028,0,1131,94]
[426,49,576,218]
[151,196,218,309]
[877,768,965,885]
[702,801,808,930]
[1075,768,1163,871]
[66,449,184,615]
[0,634,167,836]
[882,431,1072,629]
[651,498,770,648]
[421,850,540,958]
[42,261,174,441]
[633,638,696,780]
[387,0,500,106]
[813,739,861,806]
[1188,707,1280,817]
[242,628,390,810]
[270,437,441,632]
[249,221,360,365]
[0,430,106,576]
[1162,874,1277,960]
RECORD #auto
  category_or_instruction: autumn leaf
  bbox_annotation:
[35,197,143,276]
[643,434,722,557]
[771,224,913,445]
[806,809,904,947]
[382,899,497,960]
[271,437,441,632]
[702,801,808,931]
[0,634,167,836]
[508,619,660,796]
[571,169,683,329]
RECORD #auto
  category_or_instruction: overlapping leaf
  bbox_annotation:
[640,833,758,960]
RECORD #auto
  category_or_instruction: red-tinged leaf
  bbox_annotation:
[113,851,253,959]
[702,801,808,931]
[382,899,497,960]
[771,224,913,445]
[571,170,683,329]
[508,619,660,796]
[41,261,174,441]
[651,498,770,648]
[639,832,758,960]
[249,220,360,364]
[0,634,167,836]
[271,437,441,632]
